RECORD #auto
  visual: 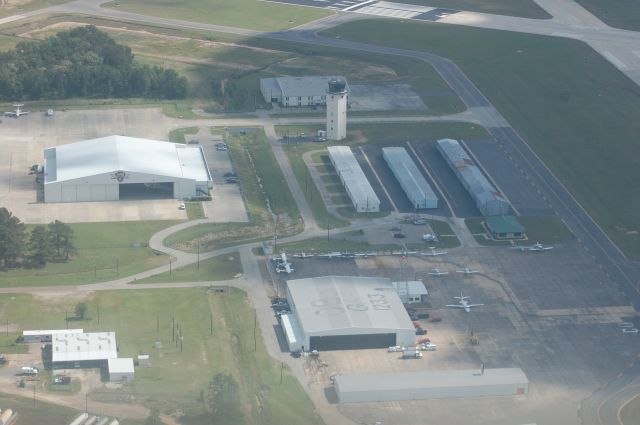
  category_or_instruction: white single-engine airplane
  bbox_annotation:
[4,104,30,118]
[456,267,479,275]
[292,252,314,259]
[274,252,294,274]
[427,268,449,277]
[514,242,553,252]
[446,292,484,312]
[422,247,448,257]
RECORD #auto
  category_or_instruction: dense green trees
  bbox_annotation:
[0,208,76,269]
[0,26,188,100]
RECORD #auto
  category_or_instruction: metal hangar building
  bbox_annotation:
[283,276,415,352]
[43,135,213,203]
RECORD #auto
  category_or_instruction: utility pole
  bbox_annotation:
[253,311,257,351]
[172,317,175,342]
[169,258,172,275]
[210,314,213,336]
[197,241,200,269]
[116,258,119,276]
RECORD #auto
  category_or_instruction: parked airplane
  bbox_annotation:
[391,249,417,256]
[317,251,343,259]
[4,104,29,118]
[446,292,483,312]
[274,253,294,274]
[354,252,377,258]
[456,267,479,275]
[422,247,448,257]
[427,268,449,277]
[514,242,553,252]
[292,252,314,259]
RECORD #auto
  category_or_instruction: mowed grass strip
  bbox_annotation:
[620,394,640,425]
[325,20,640,258]
[169,126,199,143]
[0,221,178,287]
[133,252,242,283]
[103,0,331,31]
[0,289,323,425]
[396,0,550,18]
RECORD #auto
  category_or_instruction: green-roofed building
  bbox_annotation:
[485,215,526,240]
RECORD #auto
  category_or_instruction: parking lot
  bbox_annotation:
[270,239,639,425]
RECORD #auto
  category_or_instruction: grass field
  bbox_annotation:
[185,202,206,220]
[0,0,71,18]
[0,289,323,424]
[0,392,80,425]
[621,394,640,425]
[325,20,640,259]
[168,126,199,143]
[103,0,330,31]
[0,221,178,287]
[397,0,550,18]
[574,0,640,31]
[133,252,242,283]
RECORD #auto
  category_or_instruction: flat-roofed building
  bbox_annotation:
[108,358,135,382]
[335,368,529,403]
[392,280,428,304]
[51,332,117,368]
[260,76,350,107]
[382,147,438,209]
[285,276,415,351]
[327,146,380,212]
[485,215,526,239]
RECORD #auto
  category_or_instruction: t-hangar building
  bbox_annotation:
[281,276,416,352]
[43,135,213,203]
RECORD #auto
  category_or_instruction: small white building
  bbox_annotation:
[392,281,428,304]
[51,332,117,367]
[23,329,83,343]
[326,79,348,141]
[259,75,350,107]
[108,358,135,382]
[44,136,213,203]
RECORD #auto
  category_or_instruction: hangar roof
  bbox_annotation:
[335,368,529,393]
[267,75,349,98]
[44,135,211,184]
[52,331,118,363]
[286,276,413,334]
[108,358,135,374]
[327,146,380,209]
[382,147,438,207]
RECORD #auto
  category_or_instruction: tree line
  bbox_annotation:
[0,25,188,100]
[0,208,76,269]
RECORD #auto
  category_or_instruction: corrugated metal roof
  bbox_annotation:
[287,276,414,335]
[328,146,380,211]
[23,329,83,337]
[108,358,135,374]
[437,139,509,216]
[44,136,211,184]
[336,368,529,393]
[392,281,428,297]
[52,332,118,363]
[382,147,438,209]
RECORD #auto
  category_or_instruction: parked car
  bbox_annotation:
[413,219,427,225]
[388,346,406,352]
[428,317,442,323]
[619,322,635,328]
[290,350,301,358]
[420,343,437,351]
[393,233,406,239]
[401,351,423,359]
[53,375,71,384]
[417,313,430,319]
[178,203,186,210]
[225,177,239,183]
[187,139,199,144]
[223,172,237,178]
[415,328,427,335]
[622,328,639,334]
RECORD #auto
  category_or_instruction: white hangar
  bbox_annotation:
[43,135,213,203]
[283,276,415,352]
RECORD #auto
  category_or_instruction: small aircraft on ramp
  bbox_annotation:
[514,242,553,252]
[422,247,448,257]
[292,252,314,259]
[456,267,479,275]
[4,104,30,118]
[274,253,294,274]
[446,292,483,312]
[427,268,449,277]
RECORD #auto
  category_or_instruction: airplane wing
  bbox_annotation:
[467,304,484,307]
[446,304,466,309]
[4,112,16,117]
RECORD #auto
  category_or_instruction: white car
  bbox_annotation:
[622,327,638,334]
[179,203,186,210]
[420,343,437,351]
[422,233,437,242]
[388,346,406,352]
[618,322,634,328]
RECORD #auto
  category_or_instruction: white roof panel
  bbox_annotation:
[108,358,135,374]
[287,276,413,334]
[45,135,211,184]
[52,332,117,363]
[23,329,83,337]
[382,147,438,208]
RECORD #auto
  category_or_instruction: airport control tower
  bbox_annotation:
[326,78,347,141]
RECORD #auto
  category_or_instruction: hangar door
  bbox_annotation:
[119,182,174,200]
[309,333,396,351]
